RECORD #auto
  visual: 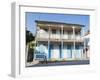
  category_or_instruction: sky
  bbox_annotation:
[26,12,90,36]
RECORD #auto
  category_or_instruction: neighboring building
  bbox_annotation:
[82,30,90,59]
[34,20,88,61]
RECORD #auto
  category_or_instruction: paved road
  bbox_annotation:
[27,60,90,67]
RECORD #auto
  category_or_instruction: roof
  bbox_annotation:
[35,20,85,27]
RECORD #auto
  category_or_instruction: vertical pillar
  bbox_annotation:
[81,28,84,59]
[33,25,38,61]
[61,41,63,59]
[83,28,86,59]
[48,27,51,59]
[84,39,86,59]
[80,28,83,59]
[48,41,50,59]
[61,25,63,59]
[33,40,36,60]
[49,27,51,40]
[72,26,75,59]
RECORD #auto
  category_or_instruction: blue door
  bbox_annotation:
[75,45,81,58]
[49,44,53,59]
[51,44,60,59]
[62,45,67,58]
[67,45,72,58]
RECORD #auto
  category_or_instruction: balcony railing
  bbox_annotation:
[36,33,82,41]
[50,34,61,40]
[62,34,81,40]
[37,33,49,39]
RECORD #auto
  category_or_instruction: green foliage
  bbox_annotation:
[26,28,36,62]
[26,28,35,44]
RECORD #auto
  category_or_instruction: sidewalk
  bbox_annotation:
[27,60,90,67]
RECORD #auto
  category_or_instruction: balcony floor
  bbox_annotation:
[36,38,84,43]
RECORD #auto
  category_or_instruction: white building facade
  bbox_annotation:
[34,20,88,61]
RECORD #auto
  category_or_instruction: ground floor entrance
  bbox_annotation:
[34,41,85,61]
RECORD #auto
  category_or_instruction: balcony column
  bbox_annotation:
[80,28,82,59]
[83,28,86,59]
[49,27,51,40]
[48,27,51,59]
[61,25,63,59]
[33,25,39,61]
[48,41,50,59]
[72,26,75,59]
[81,28,84,59]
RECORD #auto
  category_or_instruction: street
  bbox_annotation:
[27,60,90,67]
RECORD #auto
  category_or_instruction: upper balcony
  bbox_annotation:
[35,20,84,42]
[36,29,83,42]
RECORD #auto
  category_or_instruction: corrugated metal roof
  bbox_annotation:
[35,20,85,27]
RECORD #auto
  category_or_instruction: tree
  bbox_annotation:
[26,29,35,44]
[26,28,35,62]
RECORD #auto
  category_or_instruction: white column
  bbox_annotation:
[33,25,39,61]
[84,40,86,59]
[48,41,50,60]
[83,28,86,59]
[36,26,40,38]
[33,40,36,60]
[49,27,51,40]
[48,27,51,59]
[61,25,63,59]
[72,26,75,59]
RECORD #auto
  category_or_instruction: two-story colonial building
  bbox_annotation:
[34,20,88,61]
